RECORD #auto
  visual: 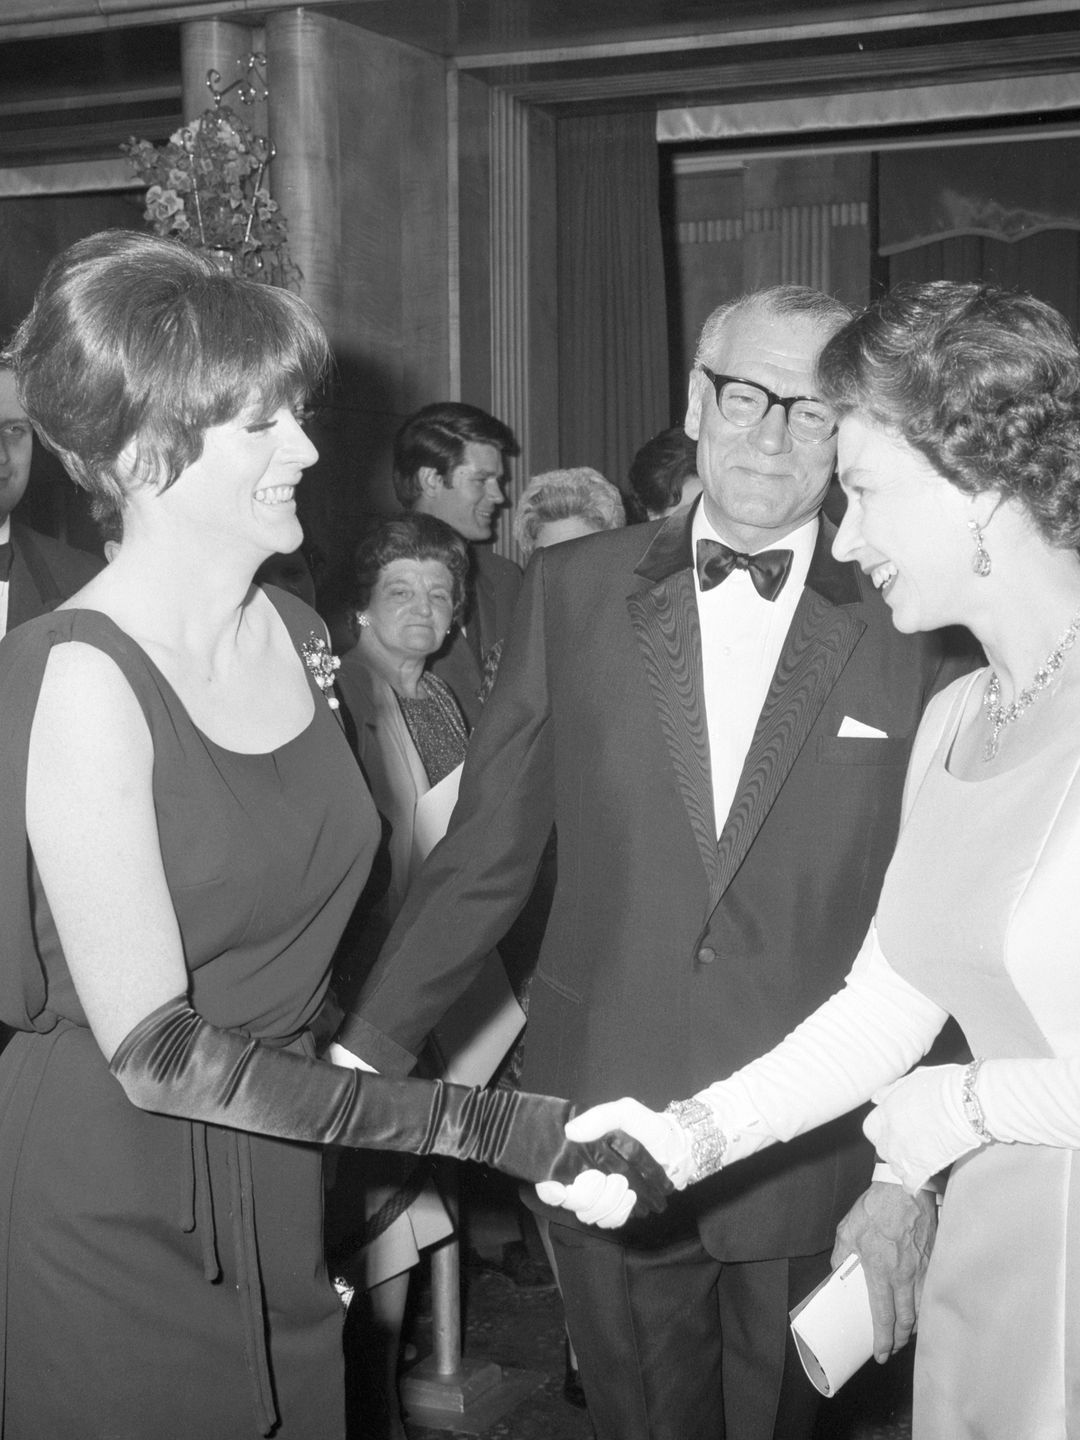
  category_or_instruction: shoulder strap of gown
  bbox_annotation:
[0,609,167,1030]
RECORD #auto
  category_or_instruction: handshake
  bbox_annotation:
[107,995,700,1232]
[537,1097,698,1230]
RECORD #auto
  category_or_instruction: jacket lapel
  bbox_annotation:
[627,511,720,888]
[626,513,868,901]
[713,521,865,902]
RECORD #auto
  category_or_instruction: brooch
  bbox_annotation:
[300,632,341,710]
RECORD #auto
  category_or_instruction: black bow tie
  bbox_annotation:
[695,538,793,602]
[0,541,12,583]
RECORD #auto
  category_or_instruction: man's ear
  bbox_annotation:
[684,369,707,442]
[416,465,445,498]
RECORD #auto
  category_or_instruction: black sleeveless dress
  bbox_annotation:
[0,588,378,1439]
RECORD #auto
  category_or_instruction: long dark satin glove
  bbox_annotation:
[109,996,672,1218]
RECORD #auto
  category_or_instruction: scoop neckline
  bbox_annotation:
[57,598,319,759]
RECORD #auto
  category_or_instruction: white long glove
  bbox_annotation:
[866,1049,1080,1190]
[971,1056,1080,1148]
[697,925,947,1162]
[864,1066,986,1191]
[549,925,947,1193]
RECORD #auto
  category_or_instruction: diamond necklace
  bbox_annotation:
[982,606,1080,762]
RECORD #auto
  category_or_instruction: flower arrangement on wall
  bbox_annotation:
[122,55,301,290]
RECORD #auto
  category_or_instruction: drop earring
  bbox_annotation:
[968,519,992,578]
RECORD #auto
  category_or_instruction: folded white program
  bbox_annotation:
[789,1254,875,1396]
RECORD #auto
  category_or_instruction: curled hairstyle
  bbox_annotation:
[392,402,518,509]
[4,229,330,522]
[513,467,626,561]
[816,281,1080,547]
[627,426,698,518]
[694,284,853,369]
[352,512,470,623]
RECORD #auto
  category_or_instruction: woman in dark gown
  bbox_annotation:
[0,230,667,1439]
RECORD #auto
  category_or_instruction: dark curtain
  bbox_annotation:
[556,111,669,489]
[888,231,1080,333]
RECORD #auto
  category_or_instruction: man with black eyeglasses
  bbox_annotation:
[337,287,974,1440]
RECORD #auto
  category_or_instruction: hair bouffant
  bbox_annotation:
[5,229,329,522]
[816,280,1080,548]
[351,512,471,624]
[512,467,626,561]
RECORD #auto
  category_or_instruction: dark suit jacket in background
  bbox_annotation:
[7,521,103,633]
[342,507,973,1263]
[428,544,521,730]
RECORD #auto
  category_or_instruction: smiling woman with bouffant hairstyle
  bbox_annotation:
[7,228,328,520]
[0,227,667,1440]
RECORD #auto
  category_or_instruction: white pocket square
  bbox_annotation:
[838,716,888,739]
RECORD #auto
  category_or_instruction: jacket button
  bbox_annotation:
[696,946,717,965]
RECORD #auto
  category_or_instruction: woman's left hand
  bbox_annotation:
[863,1065,987,1192]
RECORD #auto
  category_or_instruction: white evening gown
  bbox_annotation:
[876,670,1080,1440]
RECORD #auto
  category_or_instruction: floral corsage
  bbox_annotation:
[300,632,341,710]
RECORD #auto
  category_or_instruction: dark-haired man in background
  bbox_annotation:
[393,401,521,728]
[626,423,702,522]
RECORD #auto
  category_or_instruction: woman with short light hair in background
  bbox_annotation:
[513,466,625,562]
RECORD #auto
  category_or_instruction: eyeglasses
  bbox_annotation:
[699,367,837,445]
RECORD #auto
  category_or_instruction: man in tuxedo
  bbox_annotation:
[0,364,102,635]
[393,401,521,728]
[338,289,968,1439]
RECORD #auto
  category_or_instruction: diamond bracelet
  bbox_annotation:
[664,1097,727,1182]
[960,1059,994,1145]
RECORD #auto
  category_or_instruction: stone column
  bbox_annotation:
[263,9,341,331]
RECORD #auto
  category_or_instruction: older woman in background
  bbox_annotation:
[334,514,471,914]
[329,512,476,1439]
[560,280,1080,1440]
[513,466,625,562]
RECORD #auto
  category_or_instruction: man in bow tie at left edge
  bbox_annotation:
[0,362,102,638]
[334,287,976,1440]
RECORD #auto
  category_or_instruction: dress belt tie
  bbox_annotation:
[178,1120,219,1280]
[175,1025,309,1438]
[177,1119,278,1435]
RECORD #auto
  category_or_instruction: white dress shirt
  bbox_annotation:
[692,504,818,836]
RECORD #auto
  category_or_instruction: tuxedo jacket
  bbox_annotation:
[6,522,103,633]
[342,507,972,1261]
[427,544,521,730]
